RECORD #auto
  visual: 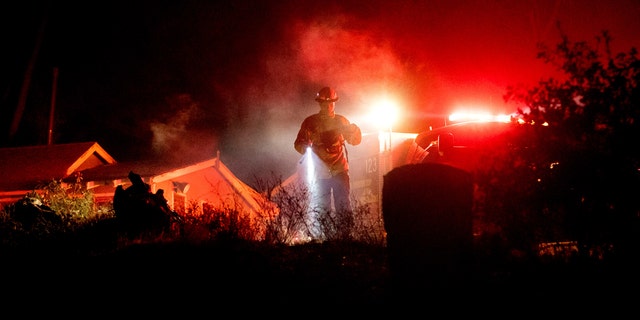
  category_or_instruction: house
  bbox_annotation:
[74,152,270,218]
[0,142,116,205]
[0,142,271,222]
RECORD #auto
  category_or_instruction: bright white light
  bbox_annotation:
[494,114,512,123]
[369,98,399,130]
[449,111,512,123]
[304,147,315,185]
[302,147,323,240]
[449,112,492,122]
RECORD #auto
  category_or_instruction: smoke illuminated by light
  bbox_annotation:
[221,12,411,184]
[4,1,638,188]
[304,147,316,186]
[90,1,640,186]
[301,146,325,240]
[148,94,219,163]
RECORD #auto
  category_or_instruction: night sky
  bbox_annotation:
[2,0,639,184]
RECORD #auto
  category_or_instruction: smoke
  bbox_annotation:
[149,93,218,163]
[4,0,639,189]
[139,1,640,186]
[218,11,412,185]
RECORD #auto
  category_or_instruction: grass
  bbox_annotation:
[1,179,637,314]
[2,221,634,313]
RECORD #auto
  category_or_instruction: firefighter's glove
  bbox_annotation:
[344,123,362,145]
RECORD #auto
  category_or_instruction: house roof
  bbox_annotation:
[73,156,266,214]
[0,142,268,214]
[70,156,223,183]
[0,142,116,191]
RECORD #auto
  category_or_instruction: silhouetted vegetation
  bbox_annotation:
[501,29,640,262]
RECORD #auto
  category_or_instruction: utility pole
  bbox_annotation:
[48,67,58,145]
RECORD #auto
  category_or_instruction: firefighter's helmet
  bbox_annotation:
[315,87,339,103]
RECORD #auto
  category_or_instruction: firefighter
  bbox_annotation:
[294,86,362,237]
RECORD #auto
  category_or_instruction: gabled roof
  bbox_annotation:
[75,156,265,214]
[0,142,116,191]
[71,156,224,184]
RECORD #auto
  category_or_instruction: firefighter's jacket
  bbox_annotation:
[294,111,362,176]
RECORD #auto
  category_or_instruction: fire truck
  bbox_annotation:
[348,114,522,219]
[347,131,417,218]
